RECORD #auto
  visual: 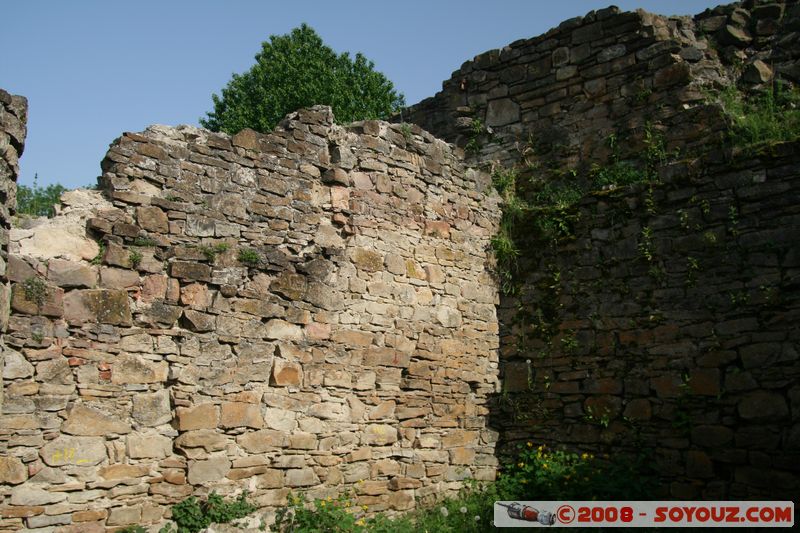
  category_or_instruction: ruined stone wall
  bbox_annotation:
[495,145,800,500]
[0,89,28,415]
[0,107,501,531]
[402,1,800,174]
[401,0,800,500]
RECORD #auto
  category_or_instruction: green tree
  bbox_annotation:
[16,174,66,218]
[201,24,404,134]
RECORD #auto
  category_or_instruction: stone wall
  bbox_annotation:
[401,0,800,500]
[402,1,800,174]
[0,107,501,531]
[494,142,800,500]
[0,89,28,415]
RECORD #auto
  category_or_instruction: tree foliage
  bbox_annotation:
[16,174,66,218]
[201,24,404,134]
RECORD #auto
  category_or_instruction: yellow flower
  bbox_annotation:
[362,505,368,511]
[537,445,544,451]
[542,463,548,469]
[356,519,365,527]
[581,453,588,460]
[589,454,595,459]
[527,441,533,447]
[517,462,525,468]
[320,501,326,507]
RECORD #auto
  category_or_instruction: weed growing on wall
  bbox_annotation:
[22,276,48,312]
[716,83,800,148]
[465,118,488,155]
[129,250,143,269]
[200,242,230,262]
[237,247,262,267]
[591,126,668,188]
[160,492,256,533]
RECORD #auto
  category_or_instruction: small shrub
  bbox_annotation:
[238,247,261,267]
[200,243,230,262]
[129,250,143,269]
[400,122,412,140]
[167,492,256,533]
[275,492,366,532]
[494,443,656,501]
[465,118,487,155]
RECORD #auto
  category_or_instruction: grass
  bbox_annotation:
[238,247,262,267]
[132,236,158,247]
[129,250,143,269]
[200,243,230,262]
[271,443,655,532]
[717,83,800,149]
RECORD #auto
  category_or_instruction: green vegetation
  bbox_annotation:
[465,118,487,155]
[490,168,522,295]
[199,242,230,262]
[717,83,800,148]
[129,250,143,269]
[238,247,262,267]
[201,24,404,134]
[132,236,158,247]
[91,240,106,266]
[638,226,654,262]
[22,276,48,311]
[591,126,667,188]
[159,492,257,533]
[118,526,147,533]
[16,174,66,218]
[489,126,672,295]
[273,444,654,532]
[399,122,412,140]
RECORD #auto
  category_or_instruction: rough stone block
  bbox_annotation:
[176,403,219,430]
[188,456,231,485]
[285,468,319,487]
[132,389,172,426]
[220,402,264,429]
[47,259,96,288]
[111,353,168,384]
[41,436,107,466]
[61,405,131,436]
[63,289,131,325]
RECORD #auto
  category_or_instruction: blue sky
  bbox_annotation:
[2,1,721,189]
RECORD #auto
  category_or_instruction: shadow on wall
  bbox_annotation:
[487,140,800,501]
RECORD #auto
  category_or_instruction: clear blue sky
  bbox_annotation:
[2,1,721,189]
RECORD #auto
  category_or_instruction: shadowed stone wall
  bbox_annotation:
[495,145,800,500]
[400,0,800,502]
[0,89,28,417]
